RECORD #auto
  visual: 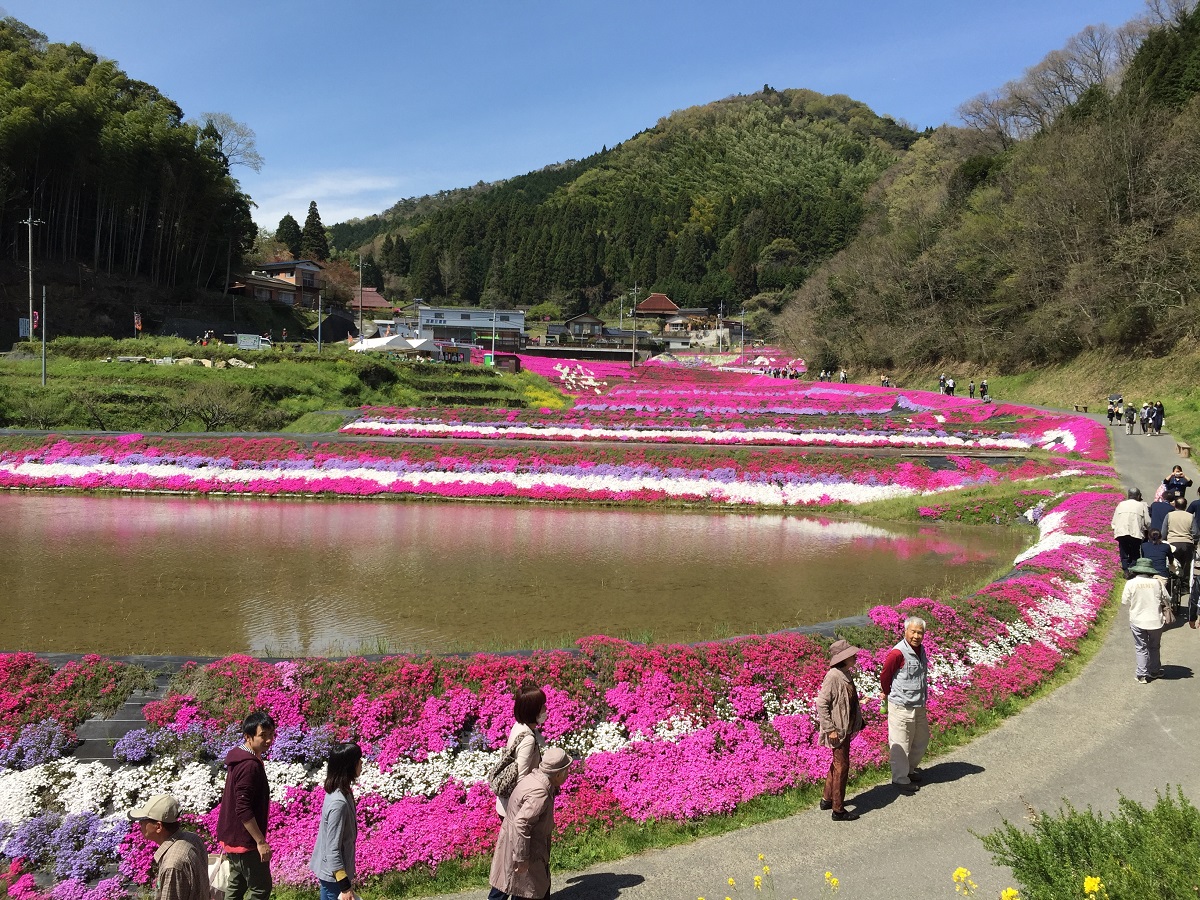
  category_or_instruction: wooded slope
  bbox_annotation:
[331,90,917,317]
[777,4,1200,371]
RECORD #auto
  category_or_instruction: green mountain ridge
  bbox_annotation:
[330,89,919,321]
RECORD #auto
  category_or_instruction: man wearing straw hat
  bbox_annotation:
[488,747,574,900]
[816,639,866,821]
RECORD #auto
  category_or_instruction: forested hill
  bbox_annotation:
[330,90,918,318]
[777,4,1200,373]
[0,18,256,289]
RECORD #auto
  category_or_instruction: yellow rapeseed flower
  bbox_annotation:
[1084,875,1104,896]
[758,854,765,861]
[763,866,770,875]
[951,867,977,896]
[824,871,840,894]
[1000,890,1020,900]
[753,875,762,891]
[728,878,736,887]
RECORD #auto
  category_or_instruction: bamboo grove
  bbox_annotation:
[0,18,256,289]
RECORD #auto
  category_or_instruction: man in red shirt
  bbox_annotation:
[879,617,930,795]
[216,711,276,900]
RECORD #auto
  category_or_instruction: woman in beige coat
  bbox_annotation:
[496,686,547,818]
[816,639,866,821]
[488,748,573,900]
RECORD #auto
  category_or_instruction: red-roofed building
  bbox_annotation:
[352,287,395,312]
[636,293,679,316]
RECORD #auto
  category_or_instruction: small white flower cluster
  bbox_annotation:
[0,763,53,825]
[651,714,704,743]
[356,750,492,800]
[264,761,315,802]
[561,722,629,757]
[552,364,608,394]
[0,756,227,829]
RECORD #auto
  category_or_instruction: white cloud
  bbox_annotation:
[246,169,407,231]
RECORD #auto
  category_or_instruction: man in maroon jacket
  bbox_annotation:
[217,711,276,900]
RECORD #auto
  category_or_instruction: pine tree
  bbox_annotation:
[276,213,302,259]
[300,201,330,261]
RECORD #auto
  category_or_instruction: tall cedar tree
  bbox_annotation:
[300,201,330,261]
[276,214,303,259]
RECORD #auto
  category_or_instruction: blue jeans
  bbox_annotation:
[319,880,343,900]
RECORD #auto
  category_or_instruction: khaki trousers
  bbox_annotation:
[887,703,929,784]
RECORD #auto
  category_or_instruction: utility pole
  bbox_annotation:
[740,304,745,363]
[40,286,46,386]
[491,306,497,356]
[20,208,43,344]
[629,283,640,371]
[357,254,364,338]
[317,291,323,353]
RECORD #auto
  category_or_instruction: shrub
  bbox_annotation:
[981,789,1200,899]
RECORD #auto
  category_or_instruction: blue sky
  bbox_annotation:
[3,0,1150,230]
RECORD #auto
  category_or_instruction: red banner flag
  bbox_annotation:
[134,312,142,332]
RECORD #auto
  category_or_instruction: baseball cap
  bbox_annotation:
[128,794,181,823]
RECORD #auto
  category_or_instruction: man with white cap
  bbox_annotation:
[488,747,573,900]
[128,793,210,900]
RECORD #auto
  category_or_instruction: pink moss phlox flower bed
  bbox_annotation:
[0,436,1097,507]
[0,490,1120,892]
[343,378,1108,460]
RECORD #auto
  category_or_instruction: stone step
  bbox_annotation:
[76,718,146,741]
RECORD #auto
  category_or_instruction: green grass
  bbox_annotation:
[0,340,568,432]
[281,411,353,433]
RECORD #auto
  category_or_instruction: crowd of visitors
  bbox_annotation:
[935,374,989,400]
[1107,397,1166,436]
[1113,467,1200,683]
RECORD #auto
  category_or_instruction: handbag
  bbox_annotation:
[1162,599,1177,627]
[487,743,520,798]
[208,855,229,900]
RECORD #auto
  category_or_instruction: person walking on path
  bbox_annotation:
[1122,557,1169,683]
[1164,496,1199,584]
[310,742,362,900]
[1112,488,1150,577]
[1140,403,1151,435]
[128,794,210,900]
[217,710,276,900]
[1124,403,1137,434]
[488,748,574,900]
[1140,529,1175,585]
[968,380,975,399]
[879,617,929,794]
[1153,401,1166,436]
[496,686,547,818]
[816,640,866,821]
[1149,491,1175,534]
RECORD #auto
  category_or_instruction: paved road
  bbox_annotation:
[441,416,1200,900]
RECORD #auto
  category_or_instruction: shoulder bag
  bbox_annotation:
[487,728,527,798]
[208,854,230,900]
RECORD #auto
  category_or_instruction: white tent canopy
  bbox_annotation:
[350,335,411,352]
[350,336,442,358]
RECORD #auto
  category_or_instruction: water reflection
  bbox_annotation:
[0,494,1029,655]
